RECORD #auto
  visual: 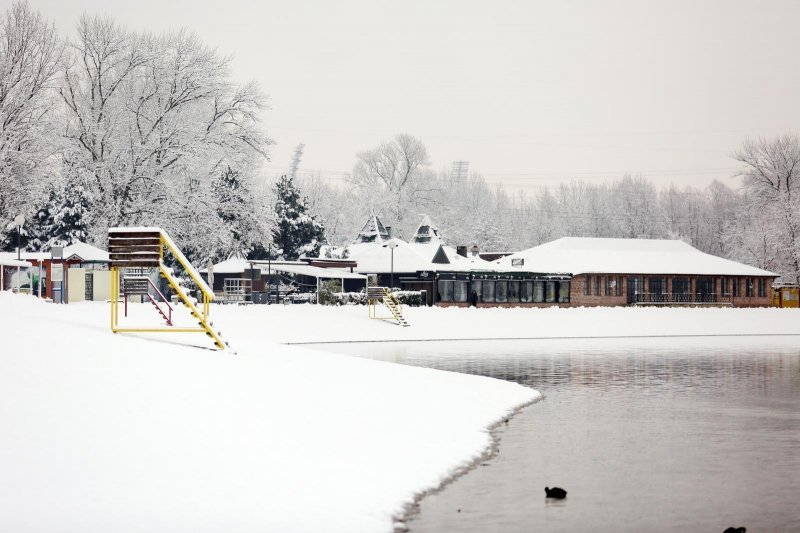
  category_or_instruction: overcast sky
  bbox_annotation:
[35,0,800,192]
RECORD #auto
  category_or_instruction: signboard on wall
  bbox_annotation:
[51,263,64,283]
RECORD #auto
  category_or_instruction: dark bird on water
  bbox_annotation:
[723,528,746,533]
[545,487,567,499]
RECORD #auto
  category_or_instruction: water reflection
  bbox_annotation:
[317,338,800,533]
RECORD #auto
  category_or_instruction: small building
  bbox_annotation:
[200,254,367,303]
[0,240,110,301]
[773,283,799,308]
[497,237,776,307]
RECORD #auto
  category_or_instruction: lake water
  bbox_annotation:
[316,337,800,532]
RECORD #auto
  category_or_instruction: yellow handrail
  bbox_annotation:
[159,229,214,302]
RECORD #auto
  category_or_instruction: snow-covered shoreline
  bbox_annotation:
[0,293,538,533]
[209,303,800,346]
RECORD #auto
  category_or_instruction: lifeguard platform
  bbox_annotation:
[108,227,227,349]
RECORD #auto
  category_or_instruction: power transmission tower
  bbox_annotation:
[451,160,469,180]
[290,143,305,179]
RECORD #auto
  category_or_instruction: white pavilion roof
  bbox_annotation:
[497,237,777,277]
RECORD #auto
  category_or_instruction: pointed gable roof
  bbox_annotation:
[431,245,450,264]
[411,215,443,244]
[355,215,391,244]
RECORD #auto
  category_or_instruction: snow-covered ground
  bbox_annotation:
[211,302,800,345]
[0,292,537,533]
[3,295,798,532]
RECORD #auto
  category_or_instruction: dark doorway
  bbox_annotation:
[697,277,714,302]
[627,276,643,304]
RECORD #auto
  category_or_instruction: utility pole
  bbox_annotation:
[290,144,305,179]
[451,161,469,180]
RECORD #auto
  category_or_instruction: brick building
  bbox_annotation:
[496,237,776,308]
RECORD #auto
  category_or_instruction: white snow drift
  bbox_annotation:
[0,292,537,532]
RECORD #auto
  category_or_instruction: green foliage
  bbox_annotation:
[272,175,326,260]
[317,279,343,305]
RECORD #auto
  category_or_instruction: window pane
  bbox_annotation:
[496,281,508,302]
[616,276,622,296]
[454,281,468,302]
[437,280,453,302]
[584,274,590,296]
[533,281,544,302]
[521,281,533,302]
[559,281,570,302]
[483,281,495,302]
[472,280,482,301]
[546,281,556,302]
[508,281,520,302]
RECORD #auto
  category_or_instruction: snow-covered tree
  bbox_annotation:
[271,174,325,260]
[349,134,438,238]
[734,134,800,282]
[213,167,273,259]
[59,15,271,258]
[0,1,63,249]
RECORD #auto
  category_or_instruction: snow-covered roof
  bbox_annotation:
[354,215,391,244]
[347,239,496,274]
[263,262,367,280]
[62,241,109,262]
[0,258,31,268]
[497,237,778,277]
[411,215,443,245]
[201,258,367,280]
[0,240,108,263]
[200,255,251,274]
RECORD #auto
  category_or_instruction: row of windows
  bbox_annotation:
[583,275,768,297]
[438,280,570,303]
[583,275,624,296]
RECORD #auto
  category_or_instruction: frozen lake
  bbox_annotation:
[317,337,800,532]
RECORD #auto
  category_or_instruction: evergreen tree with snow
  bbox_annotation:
[212,167,272,259]
[271,174,326,260]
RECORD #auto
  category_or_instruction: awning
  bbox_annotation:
[257,262,367,280]
[0,258,32,268]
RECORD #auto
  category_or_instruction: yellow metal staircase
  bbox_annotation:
[367,286,410,327]
[108,227,228,350]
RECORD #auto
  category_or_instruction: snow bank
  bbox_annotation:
[210,302,800,345]
[0,292,537,532]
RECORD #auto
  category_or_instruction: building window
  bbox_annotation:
[746,277,754,297]
[437,280,453,302]
[594,276,601,296]
[584,274,590,296]
[508,281,520,303]
[472,280,483,302]
[649,277,667,294]
[546,281,556,302]
[521,281,533,302]
[721,277,729,296]
[616,276,622,296]
[673,277,690,295]
[758,278,766,297]
[454,281,469,302]
[483,281,496,302]
[558,281,570,303]
[533,281,545,302]
[733,277,739,297]
[496,281,508,303]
